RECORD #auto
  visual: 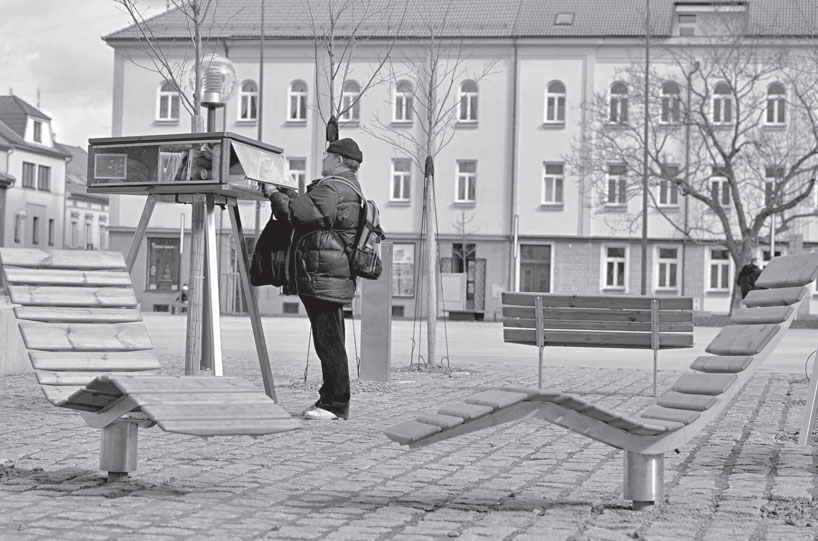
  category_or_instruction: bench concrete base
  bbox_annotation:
[624,451,664,509]
[0,296,31,376]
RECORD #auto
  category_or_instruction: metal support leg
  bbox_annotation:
[227,199,277,401]
[202,194,223,375]
[623,451,664,510]
[125,195,157,273]
[798,345,818,445]
[100,421,138,482]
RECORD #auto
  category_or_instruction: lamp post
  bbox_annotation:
[185,55,238,374]
[641,0,651,295]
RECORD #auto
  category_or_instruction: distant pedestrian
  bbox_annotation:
[737,258,762,299]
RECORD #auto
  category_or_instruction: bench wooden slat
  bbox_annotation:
[657,391,718,411]
[417,413,465,429]
[19,321,153,352]
[671,373,738,395]
[705,323,781,356]
[3,268,133,287]
[743,286,806,307]
[641,405,701,425]
[155,418,300,436]
[130,392,283,405]
[464,390,528,410]
[503,318,694,333]
[384,421,443,445]
[29,350,160,371]
[501,292,693,310]
[503,328,693,349]
[0,248,127,270]
[502,306,693,323]
[94,375,260,394]
[141,402,292,421]
[15,306,143,323]
[689,355,753,373]
[36,371,150,386]
[730,306,793,324]
[437,402,494,421]
[755,252,818,288]
[8,285,138,308]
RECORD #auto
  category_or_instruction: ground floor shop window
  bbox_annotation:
[520,244,551,292]
[147,237,180,291]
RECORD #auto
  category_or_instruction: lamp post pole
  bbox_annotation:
[641,0,651,295]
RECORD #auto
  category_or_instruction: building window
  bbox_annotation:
[458,80,478,122]
[766,83,786,126]
[656,247,678,289]
[544,81,566,123]
[287,158,306,190]
[542,163,564,205]
[147,237,181,291]
[98,224,107,250]
[455,160,477,203]
[659,164,680,207]
[519,244,551,293]
[609,82,629,123]
[711,174,730,206]
[14,214,23,243]
[157,81,180,121]
[339,80,360,122]
[238,80,258,121]
[392,243,415,297]
[391,158,411,201]
[22,162,35,189]
[288,80,308,121]
[31,216,39,245]
[678,13,697,36]
[661,82,681,124]
[33,120,42,143]
[709,248,731,290]
[604,246,627,290]
[393,80,413,123]
[712,82,733,124]
[606,163,627,206]
[765,165,785,207]
[48,219,54,246]
[85,221,93,249]
[70,219,78,248]
[37,165,50,191]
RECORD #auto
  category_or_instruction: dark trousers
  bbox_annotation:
[301,296,350,419]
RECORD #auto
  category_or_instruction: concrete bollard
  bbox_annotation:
[0,295,31,376]
[359,242,392,382]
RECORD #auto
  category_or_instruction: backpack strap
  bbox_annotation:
[323,175,365,204]
[322,176,365,258]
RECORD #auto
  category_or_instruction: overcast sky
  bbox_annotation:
[0,0,167,148]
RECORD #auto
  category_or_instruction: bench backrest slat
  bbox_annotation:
[501,292,693,311]
[504,328,694,349]
[502,306,693,323]
[503,318,693,333]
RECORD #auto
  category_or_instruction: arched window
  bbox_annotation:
[766,83,786,125]
[660,82,681,124]
[288,80,308,121]
[545,80,566,123]
[339,80,360,122]
[458,80,478,122]
[238,80,258,121]
[712,82,733,124]
[393,80,413,123]
[157,81,180,121]
[609,82,628,123]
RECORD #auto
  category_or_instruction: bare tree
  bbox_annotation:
[306,0,407,126]
[359,0,498,368]
[567,24,818,312]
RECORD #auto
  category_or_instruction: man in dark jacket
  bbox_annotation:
[737,257,763,299]
[269,138,364,420]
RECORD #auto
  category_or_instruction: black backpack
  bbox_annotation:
[328,177,385,280]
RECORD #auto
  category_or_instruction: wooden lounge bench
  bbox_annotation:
[385,253,818,509]
[0,247,299,482]
[501,293,694,395]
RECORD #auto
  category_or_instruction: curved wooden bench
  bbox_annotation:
[385,253,818,509]
[0,247,299,481]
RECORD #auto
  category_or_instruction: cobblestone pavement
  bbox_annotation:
[1,316,817,540]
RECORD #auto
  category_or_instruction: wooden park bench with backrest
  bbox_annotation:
[385,253,818,509]
[0,247,299,482]
[501,293,694,396]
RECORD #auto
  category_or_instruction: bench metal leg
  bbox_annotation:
[100,421,138,482]
[623,451,663,510]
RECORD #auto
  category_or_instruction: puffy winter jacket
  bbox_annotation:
[270,172,362,303]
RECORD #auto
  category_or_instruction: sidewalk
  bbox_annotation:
[0,315,816,540]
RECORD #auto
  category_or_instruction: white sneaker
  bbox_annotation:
[303,407,339,421]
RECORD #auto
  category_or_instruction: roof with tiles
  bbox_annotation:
[0,95,50,138]
[103,0,818,41]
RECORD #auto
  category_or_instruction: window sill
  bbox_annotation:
[339,120,360,127]
[605,122,628,128]
[541,121,565,129]
[602,204,627,212]
[236,119,258,124]
[453,200,476,207]
[391,120,413,127]
[539,203,564,210]
[602,287,626,293]
[762,123,787,130]
[285,119,307,125]
[705,289,730,296]
[154,119,180,125]
[657,205,681,211]
[388,199,411,206]
[456,121,479,129]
